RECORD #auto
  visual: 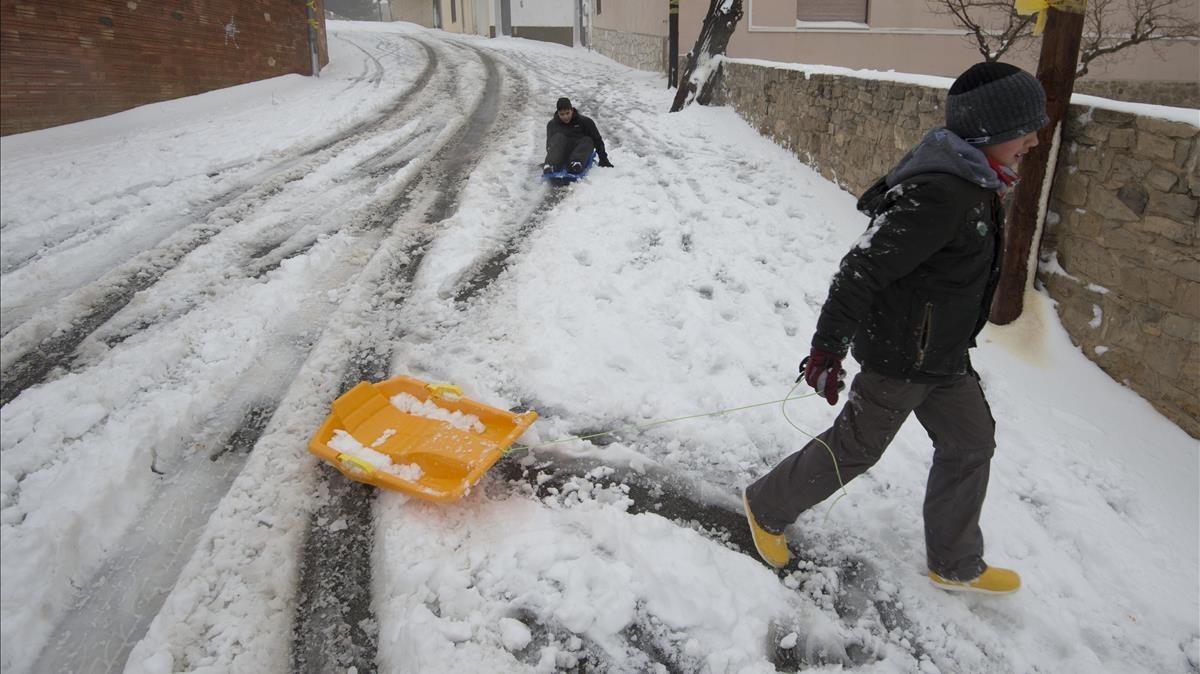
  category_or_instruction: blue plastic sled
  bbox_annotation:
[542,152,597,183]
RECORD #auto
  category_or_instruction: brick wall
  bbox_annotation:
[709,60,1200,438]
[1,0,329,136]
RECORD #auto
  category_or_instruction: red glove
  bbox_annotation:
[799,348,846,406]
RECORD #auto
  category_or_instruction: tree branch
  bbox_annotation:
[1077,0,1198,77]
[928,0,1036,61]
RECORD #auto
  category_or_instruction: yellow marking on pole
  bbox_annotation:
[1015,0,1087,35]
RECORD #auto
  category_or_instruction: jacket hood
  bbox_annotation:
[886,128,1003,191]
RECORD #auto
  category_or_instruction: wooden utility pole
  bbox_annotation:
[990,3,1085,324]
[668,0,679,88]
[669,0,743,112]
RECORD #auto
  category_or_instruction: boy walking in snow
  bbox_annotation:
[743,62,1048,595]
[544,97,613,174]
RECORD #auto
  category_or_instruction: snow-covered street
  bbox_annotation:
[1,20,1197,674]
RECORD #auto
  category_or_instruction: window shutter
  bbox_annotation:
[796,0,868,23]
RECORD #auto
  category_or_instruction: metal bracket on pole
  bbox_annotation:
[306,0,321,77]
[668,0,679,88]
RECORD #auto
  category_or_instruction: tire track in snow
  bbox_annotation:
[106,95,445,346]
[7,34,482,672]
[290,42,525,671]
[31,401,280,674]
[441,50,683,307]
[0,37,442,408]
[451,183,567,304]
[0,38,433,285]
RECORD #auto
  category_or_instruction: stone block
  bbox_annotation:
[1176,280,1200,319]
[1059,299,1097,338]
[1161,313,1199,342]
[1147,190,1198,221]
[1136,131,1177,161]
[1168,257,1200,283]
[1186,343,1200,378]
[1147,270,1181,309]
[1093,108,1137,126]
[1142,215,1198,246]
[1055,171,1089,207]
[1144,335,1191,379]
[1100,226,1146,250]
[1074,145,1106,173]
[1077,208,1106,237]
[1136,116,1200,139]
[1061,236,1121,286]
[1088,182,1142,222]
[1116,184,1149,215]
[1107,127,1135,148]
[1078,121,1108,145]
[1107,311,1147,352]
[1106,154,1154,187]
[1176,140,1192,167]
[1118,263,1150,301]
[1133,299,1167,325]
[1146,167,1178,192]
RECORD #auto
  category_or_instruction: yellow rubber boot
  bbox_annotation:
[742,490,790,568]
[929,565,1021,595]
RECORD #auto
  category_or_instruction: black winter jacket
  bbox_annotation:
[546,109,608,163]
[812,129,1006,382]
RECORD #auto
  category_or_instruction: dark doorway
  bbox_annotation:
[575,0,587,46]
[499,0,511,36]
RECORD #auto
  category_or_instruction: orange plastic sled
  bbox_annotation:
[308,375,537,502]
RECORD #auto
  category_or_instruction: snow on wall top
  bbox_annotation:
[722,56,1200,125]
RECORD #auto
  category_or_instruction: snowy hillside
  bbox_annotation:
[1,20,1196,674]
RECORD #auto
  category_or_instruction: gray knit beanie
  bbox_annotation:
[946,62,1049,146]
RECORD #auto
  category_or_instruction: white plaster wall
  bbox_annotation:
[510,0,573,27]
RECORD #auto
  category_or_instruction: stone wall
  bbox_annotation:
[1074,79,1200,109]
[592,27,666,73]
[1,0,329,136]
[1042,110,1199,436]
[710,60,1200,437]
[710,62,943,195]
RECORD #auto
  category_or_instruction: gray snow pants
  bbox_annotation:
[745,369,996,581]
[545,134,594,168]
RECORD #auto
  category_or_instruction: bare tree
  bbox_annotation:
[1077,0,1199,76]
[929,0,1198,73]
[929,0,1035,61]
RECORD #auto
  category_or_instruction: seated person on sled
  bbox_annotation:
[543,97,613,175]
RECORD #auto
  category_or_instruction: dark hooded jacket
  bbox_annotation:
[812,128,1006,381]
[546,108,608,163]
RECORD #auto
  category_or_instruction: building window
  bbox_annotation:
[450,0,457,23]
[796,0,867,24]
[596,0,601,14]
